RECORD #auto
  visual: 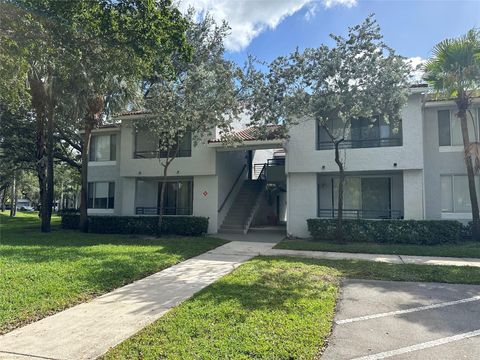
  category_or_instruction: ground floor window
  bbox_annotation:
[158,180,193,215]
[441,175,479,213]
[88,182,115,209]
[319,176,395,219]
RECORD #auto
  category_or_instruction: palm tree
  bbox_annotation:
[424,29,480,239]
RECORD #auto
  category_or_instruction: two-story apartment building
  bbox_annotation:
[86,85,480,237]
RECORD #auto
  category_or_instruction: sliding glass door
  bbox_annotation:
[361,178,391,218]
[157,180,193,215]
[332,176,392,219]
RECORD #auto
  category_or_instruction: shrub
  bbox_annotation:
[61,215,209,236]
[61,214,80,230]
[306,219,464,245]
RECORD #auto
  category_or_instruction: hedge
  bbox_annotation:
[61,214,209,236]
[306,219,464,245]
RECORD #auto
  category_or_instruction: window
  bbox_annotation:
[158,180,193,215]
[438,109,479,146]
[441,175,480,213]
[317,117,402,150]
[89,134,116,161]
[88,182,115,209]
[327,176,393,219]
[134,129,192,158]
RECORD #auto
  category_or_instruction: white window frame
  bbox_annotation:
[89,134,116,163]
[87,181,115,210]
[440,174,479,215]
[438,108,479,151]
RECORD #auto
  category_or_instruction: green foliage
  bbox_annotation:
[424,29,480,96]
[307,219,464,245]
[102,256,480,359]
[0,212,225,334]
[102,257,338,360]
[242,15,410,140]
[135,13,241,157]
[276,239,480,259]
[61,215,209,236]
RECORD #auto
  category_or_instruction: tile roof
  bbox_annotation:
[209,125,284,143]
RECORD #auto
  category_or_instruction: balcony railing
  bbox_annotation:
[317,137,402,150]
[318,208,403,220]
[253,158,286,180]
[135,207,193,215]
[134,149,192,159]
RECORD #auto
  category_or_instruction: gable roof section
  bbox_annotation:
[209,125,284,143]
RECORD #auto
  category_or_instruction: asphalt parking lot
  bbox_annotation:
[322,279,480,360]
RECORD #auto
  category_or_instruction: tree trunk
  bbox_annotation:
[157,147,179,236]
[9,173,16,217]
[44,97,55,230]
[334,140,345,242]
[79,124,92,232]
[1,186,6,212]
[59,179,64,211]
[157,165,168,236]
[30,75,49,232]
[457,96,480,240]
[79,96,105,232]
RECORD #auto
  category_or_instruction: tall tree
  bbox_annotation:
[135,14,241,233]
[52,0,190,232]
[0,2,69,230]
[424,29,480,240]
[1,0,189,232]
[243,16,410,239]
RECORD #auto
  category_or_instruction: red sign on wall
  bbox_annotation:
[203,191,208,197]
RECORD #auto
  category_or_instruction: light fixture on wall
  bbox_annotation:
[321,165,326,170]
[393,163,397,168]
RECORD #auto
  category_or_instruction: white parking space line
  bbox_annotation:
[351,329,480,360]
[336,295,480,325]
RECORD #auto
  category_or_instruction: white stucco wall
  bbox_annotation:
[87,129,122,215]
[119,122,217,177]
[193,175,219,233]
[121,178,136,215]
[403,169,424,219]
[287,173,317,238]
[285,93,425,174]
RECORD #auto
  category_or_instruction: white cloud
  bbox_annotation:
[323,0,357,8]
[178,0,357,52]
[406,56,426,83]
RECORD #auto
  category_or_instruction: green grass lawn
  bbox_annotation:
[0,212,227,334]
[275,239,480,258]
[102,256,480,360]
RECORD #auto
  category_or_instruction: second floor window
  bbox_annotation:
[317,116,402,150]
[438,109,479,146]
[134,129,192,158]
[89,134,116,161]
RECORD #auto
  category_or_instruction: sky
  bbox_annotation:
[180,0,480,71]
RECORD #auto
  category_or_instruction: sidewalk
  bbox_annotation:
[0,240,277,360]
[260,248,480,268]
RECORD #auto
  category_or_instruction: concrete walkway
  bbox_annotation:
[259,248,480,268]
[0,238,281,360]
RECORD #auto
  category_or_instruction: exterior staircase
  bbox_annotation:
[219,180,265,234]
